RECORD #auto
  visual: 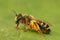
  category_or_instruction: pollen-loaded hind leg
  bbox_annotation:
[33,22,44,35]
[33,22,43,34]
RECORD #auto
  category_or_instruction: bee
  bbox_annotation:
[15,13,51,34]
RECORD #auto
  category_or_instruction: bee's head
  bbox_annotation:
[15,14,23,24]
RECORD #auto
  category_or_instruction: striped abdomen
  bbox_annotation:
[37,21,51,34]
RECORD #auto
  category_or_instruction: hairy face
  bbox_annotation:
[15,14,22,24]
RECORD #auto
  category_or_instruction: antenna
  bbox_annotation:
[12,10,17,16]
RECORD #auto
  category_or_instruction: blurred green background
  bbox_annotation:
[0,0,60,40]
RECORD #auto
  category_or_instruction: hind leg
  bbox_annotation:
[21,24,29,32]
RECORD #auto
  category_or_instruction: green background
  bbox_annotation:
[0,0,60,40]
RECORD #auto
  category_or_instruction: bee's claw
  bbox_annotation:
[16,27,20,30]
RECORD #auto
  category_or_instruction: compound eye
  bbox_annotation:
[17,16,22,20]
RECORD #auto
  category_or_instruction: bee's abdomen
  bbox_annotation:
[37,22,51,34]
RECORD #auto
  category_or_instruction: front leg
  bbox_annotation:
[16,23,20,30]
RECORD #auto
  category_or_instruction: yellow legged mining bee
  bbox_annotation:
[15,13,51,34]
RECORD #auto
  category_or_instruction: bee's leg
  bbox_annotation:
[16,23,20,30]
[25,26,28,32]
[38,29,43,35]
[23,25,30,32]
[33,22,43,34]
